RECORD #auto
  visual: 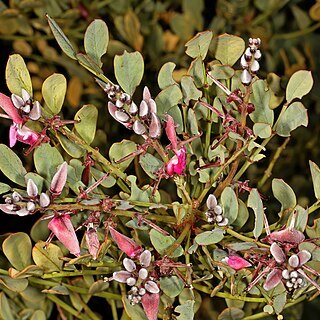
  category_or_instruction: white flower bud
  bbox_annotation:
[241,69,252,85]
[138,268,148,280]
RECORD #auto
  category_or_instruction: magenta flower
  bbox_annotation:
[109,227,144,259]
[165,114,178,152]
[48,214,80,257]
[223,255,252,271]
[166,147,186,177]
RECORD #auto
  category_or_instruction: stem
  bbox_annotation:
[258,137,290,189]
[42,270,110,279]
[308,200,320,215]
[47,294,90,320]
[226,228,269,248]
[110,299,119,320]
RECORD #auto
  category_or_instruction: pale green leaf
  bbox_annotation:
[253,123,272,139]
[272,179,296,210]
[221,187,238,224]
[155,84,183,115]
[160,276,184,298]
[175,300,195,320]
[114,51,144,96]
[0,182,11,194]
[57,133,86,158]
[0,293,14,320]
[195,228,224,245]
[139,153,163,179]
[248,189,264,238]
[185,31,213,60]
[84,19,109,67]
[310,160,320,200]
[5,54,32,96]
[158,62,177,90]
[181,76,202,104]
[218,307,245,320]
[109,140,137,171]
[286,70,313,103]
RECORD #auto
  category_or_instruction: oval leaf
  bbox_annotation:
[160,276,184,298]
[42,73,67,115]
[0,144,26,186]
[221,187,238,225]
[158,62,177,90]
[195,228,224,245]
[272,179,296,210]
[6,54,32,96]
[247,189,264,238]
[84,19,109,68]
[155,84,183,115]
[286,70,313,103]
[114,51,144,96]
[185,31,213,60]
[74,104,98,144]
[310,160,320,200]
[2,233,32,270]
[109,140,137,171]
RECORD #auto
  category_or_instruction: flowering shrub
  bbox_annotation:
[0,15,319,320]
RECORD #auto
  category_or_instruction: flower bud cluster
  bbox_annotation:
[0,179,50,216]
[240,38,262,86]
[282,269,305,290]
[111,249,159,305]
[11,89,41,121]
[205,194,228,226]
[96,79,161,139]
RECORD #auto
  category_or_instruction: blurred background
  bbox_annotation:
[0,1,320,318]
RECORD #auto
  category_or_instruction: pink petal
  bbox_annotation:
[16,125,40,146]
[165,114,178,151]
[166,147,186,176]
[223,255,251,270]
[269,228,305,244]
[109,227,143,259]
[50,162,68,196]
[9,125,18,147]
[112,270,131,283]
[143,87,152,102]
[0,93,23,124]
[263,268,282,291]
[141,292,160,320]
[48,215,80,256]
[85,228,100,260]
[0,204,17,214]
[270,243,286,264]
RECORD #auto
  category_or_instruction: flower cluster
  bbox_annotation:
[205,194,228,226]
[240,37,261,85]
[96,79,161,139]
[0,90,41,148]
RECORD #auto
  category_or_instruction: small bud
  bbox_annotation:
[139,100,149,118]
[241,69,252,85]
[240,55,249,69]
[206,194,217,210]
[16,208,30,216]
[139,268,148,280]
[113,270,131,283]
[254,50,262,60]
[11,94,25,109]
[124,258,136,272]
[127,277,137,286]
[217,217,229,226]
[288,255,299,268]
[21,89,31,103]
[115,100,124,109]
[282,269,290,279]
[50,162,68,196]
[12,191,22,202]
[133,120,146,135]
[244,47,252,60]
[139,288,146,296]
[27,179,38,197]
[297,250,311,266]
[250,60,260,73]
[27,201,36,211]
[39,193,51,207]
[140,250,152,267]
[143,86,152,101]
[149,113,161,139]
[129,102,138,115]
[115,110,130,122]
[144,281,159,294]
[270,243,286,264]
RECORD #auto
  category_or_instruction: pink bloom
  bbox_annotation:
[9,123,40,148]
[141,292,160,320]
[109,227,143,259]
[166,147,186,176]
[223,255,252,271]
[50,162,68,196]
[48,215,80,256]
[165,114,178,151]
[0,93,23,124]
[263,268,282,291]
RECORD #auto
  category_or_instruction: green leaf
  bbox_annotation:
[209,65,234,80]
[0,275,28,292]
[150,229,184,258]
[306,218,320,239]
[139,153,164,179]
[84,19,109,68]
[160,276,184,298]
[9,265,43,279]
[30,218,50,243]
[5,54,33,96]
[91,168,117,188]
[181,76,202,104]
[57,133,86,158]
[189,57,205,87]
[158,62,177,90]
[249,80,273,125]
[109,140,137,171]
[175,300,195,320]
[32,241,63,272]
[310,160,320,200]
[275,101,308,137]
[185,31,213,60]
[195,228,224,245]
[74,104,98,144]
[253,123,272,139]
[114,51,144,96]
[232,199,249,230]
[42,73,67,115]
[34,143,64,182]
[213,34,245,66]
[30,310,46,320]
[155,84,183,115]
[0,182,10,194]
[0,293,14,320]
[76,53,104,75]
[46,15,77,60]
[272,179,296,210]
[293,205,308,232]
[2,233,32,270]
[123,297,147,320]
[221,187,238,225]
[248,189,264,238]
[273,292,287,314]
[286,70,313,103]
[218,307,245,320]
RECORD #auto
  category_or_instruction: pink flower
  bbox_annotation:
[50,162,68,196]
[223,255,252,271]
[141,292,160,320]
[109,227,144,259]
[0,93,23,124]
[166,147,186,176]
[48,215,80,257]
[165,114,178,151]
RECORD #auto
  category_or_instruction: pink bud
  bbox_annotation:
[223,255,251,271]
[166,147,186,176]
[270,243,285,264]
[269,229,305,244]
[165,114,178,151]
[0,93,23,124]
[141,292,160,320]
[109,227,143,259]
[86,228,100,260]
[149,113,161,139]
[263,268,282,291]
[108,102,131,128]
[48,215,80,256]
[50,162,68,196]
